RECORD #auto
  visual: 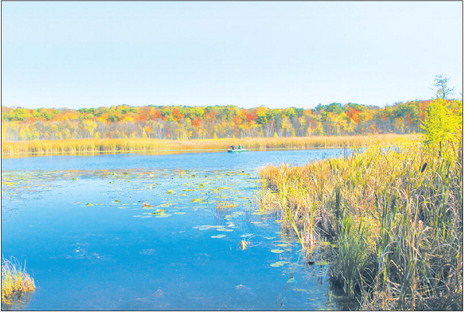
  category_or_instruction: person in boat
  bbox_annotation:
[238,145,242,150]
[230,145,235,150]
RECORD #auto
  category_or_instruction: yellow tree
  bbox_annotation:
[421,98,462,145]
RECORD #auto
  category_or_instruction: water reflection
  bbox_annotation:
[1,293,34,311]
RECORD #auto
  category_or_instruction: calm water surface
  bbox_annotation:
[2,149,347,310]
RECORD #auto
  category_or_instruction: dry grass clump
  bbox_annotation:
[259,140,462,310]
[2,259,36,307]
[2,134,417,157]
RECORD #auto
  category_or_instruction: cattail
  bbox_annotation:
[420,162,427,173]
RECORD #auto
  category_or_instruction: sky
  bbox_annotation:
[2,1,462,109]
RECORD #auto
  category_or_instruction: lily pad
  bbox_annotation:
[240,234,254,238]
[191,198,205,203]
[194,225,214,231]
[155,213,172,218]
[314,261,330,266]
[211,235,226,239]
[270,261,288,267]
[157,203,174,207]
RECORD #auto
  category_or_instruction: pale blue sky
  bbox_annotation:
[3,1,462,109]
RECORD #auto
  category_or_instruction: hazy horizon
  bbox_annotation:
[1,98,442,111]
[3,2,462,110]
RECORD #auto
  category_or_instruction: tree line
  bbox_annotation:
[2,99,462,141]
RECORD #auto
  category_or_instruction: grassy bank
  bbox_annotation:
[2,134,417,157]
[1,259,36,309]
[259,141,462,310]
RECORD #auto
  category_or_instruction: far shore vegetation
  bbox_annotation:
[2,134,417,157]
[2,98,461,142]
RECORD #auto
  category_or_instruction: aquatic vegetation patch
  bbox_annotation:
[156,203,174,208]
[240,234,254,238]
[193,225,218,231]
[1,259,36,307]
[270,261,289,268]
[286,276,295,284]
[215,202,239,209]
[155,213,172,218]
[191,198,205,203]
[240,240,249,250]
[210,235,226,239]
[151,209,165,215]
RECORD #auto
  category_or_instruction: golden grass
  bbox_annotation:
[2,134,418,157]
[2,259,36,306]
[259,141,462,310]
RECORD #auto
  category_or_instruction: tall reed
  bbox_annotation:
[2,259,36,308]
[2,134,417,157]
[259,140,462,310]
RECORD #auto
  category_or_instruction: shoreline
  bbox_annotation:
[2,134,418,158]
[2,146,350,158]
[258,142,462,310]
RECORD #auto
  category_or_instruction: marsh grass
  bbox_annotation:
[1,259,36,309]
[2,134,417,157]
[259,140,462,310]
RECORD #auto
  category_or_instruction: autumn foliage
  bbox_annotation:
[2,100,461,141]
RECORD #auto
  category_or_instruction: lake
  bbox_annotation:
[2,149,348,310]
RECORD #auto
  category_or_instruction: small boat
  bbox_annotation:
[227,148,248,153]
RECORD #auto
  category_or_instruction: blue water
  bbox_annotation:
[2,149,345,171]
[2,149,346,310]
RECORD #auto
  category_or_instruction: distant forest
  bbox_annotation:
[2,100,462,141]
